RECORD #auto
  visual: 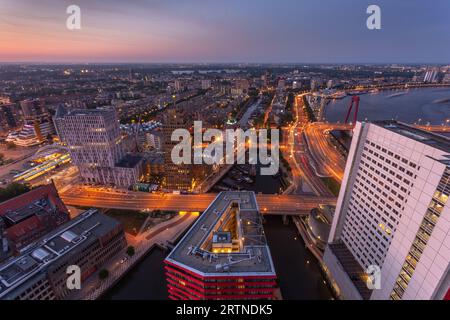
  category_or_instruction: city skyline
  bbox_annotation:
[0,0,449,303]
[1,0,450,64]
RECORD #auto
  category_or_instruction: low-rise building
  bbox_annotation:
[0,183,70,255]
[0,209,126,300]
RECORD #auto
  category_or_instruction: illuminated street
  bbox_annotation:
[303,122,348,182]
[60,185,337,215]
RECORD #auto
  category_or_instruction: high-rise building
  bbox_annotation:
[277,79,286,91]
[324,121,450,300]
[423,69,439,83]
[0,208,126,300]
[162,108,194,191]
[20,99,46,119]
[146,131,163,151]
[14,121,55,147]
[174,80,186,92]
[327,80,333,89]
[164,191,277,300]
[201,79,212,90]
[0,103,19,132]
[14,99,55,146]
[310,79,317,92]
[54,107,143,188]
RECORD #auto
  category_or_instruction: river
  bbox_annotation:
[325,87,450,125]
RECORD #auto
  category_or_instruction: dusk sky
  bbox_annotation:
[0,0,449,63]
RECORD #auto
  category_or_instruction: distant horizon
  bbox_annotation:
[0,61,449,66]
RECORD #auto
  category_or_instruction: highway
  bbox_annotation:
[287,95,335,197]
[60,186,337,215]
[302,121,447,183]
[303,122,347,182]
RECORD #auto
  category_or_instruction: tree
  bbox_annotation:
[0,183,31,202]
[6,142,15,149]
[0,153,4,164]
[99,269,109,280]
[126,246,135,257]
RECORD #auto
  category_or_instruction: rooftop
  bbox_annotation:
[0,183,68,223]
[55,105,115,119]
[165,191,276,277]
[373,120,450,154]
[0,209,121,299]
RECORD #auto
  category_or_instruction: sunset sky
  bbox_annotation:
[0,0,449,63]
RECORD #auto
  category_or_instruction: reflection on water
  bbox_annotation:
[263,216,333,300]
[102,216,333,300]
[101,247,168,300]
[325,87,450,125]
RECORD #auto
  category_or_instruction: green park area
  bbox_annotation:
[321,177,341,197]
[104,209,149,236]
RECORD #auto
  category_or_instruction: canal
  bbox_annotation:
[102,215,332,300]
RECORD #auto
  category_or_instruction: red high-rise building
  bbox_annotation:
[164,191,278,300]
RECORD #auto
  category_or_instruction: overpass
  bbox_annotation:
[60,188,337,216]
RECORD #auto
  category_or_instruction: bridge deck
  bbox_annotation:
[60,189,336,216]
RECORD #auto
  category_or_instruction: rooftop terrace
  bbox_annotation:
[0,209,121,299]
[165,191,276,277]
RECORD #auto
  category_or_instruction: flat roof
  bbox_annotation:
[372,120,450,153]
[55,106,115,119]
[165,191,276,277]
[3,200,48,224]
[0,209,121,299]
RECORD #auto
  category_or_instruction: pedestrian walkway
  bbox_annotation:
[72,212,198,300]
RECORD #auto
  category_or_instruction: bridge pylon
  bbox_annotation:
[344,95,360,125]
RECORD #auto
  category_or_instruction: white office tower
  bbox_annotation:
[324,121,450,300]
[54,106,143,188]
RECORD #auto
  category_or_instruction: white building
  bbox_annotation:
[174,80,186,92]
[327,80,333,89]
[324,121,450,300]
[13,120,55,147]
[423,69,439,83]
[54,106,143,188]
[201,79,212,90]
[146,131,163,151]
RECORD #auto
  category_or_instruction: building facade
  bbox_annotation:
[0,183,70,256]
[162,108,195,191]
[0,209,126,300]
[0,103,19,133]
[54,107,143,188]
[324,121,450,300]
[10,99,55,147]
[164,191,278,300]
